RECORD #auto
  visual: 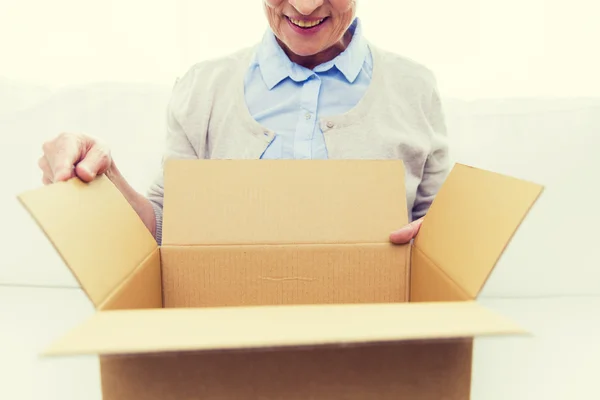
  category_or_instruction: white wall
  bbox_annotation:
[1,0,598,98]
[0,0,180,88]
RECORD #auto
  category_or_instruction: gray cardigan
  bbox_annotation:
[148,44,450,244]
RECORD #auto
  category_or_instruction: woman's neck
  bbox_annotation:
[277,29,353,70]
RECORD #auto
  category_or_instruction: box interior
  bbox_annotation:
[17,159,544,358]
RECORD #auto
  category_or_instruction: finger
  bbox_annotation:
[38,156,54,185]
[37,155,50,174]
[75,143,111,182]
[53,165,76,182]
[40,155,72,183]
[40,153,75,182]
[45,135,82,182]
[389,218,423,245]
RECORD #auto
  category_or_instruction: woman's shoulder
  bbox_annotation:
[167,46,257,110]
[369,44,439,88]
[172,46,256,92]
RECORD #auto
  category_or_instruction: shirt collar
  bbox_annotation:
[254,18,369,90]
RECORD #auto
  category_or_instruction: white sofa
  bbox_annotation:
[1,81,599,400]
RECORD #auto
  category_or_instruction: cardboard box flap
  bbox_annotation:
[414,164,543,299]
[161,159,409,246]
[17,177,158,308]
[43,301,525,357]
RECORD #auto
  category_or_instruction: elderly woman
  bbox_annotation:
[38,0,449,246]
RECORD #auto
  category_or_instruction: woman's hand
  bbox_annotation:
[39,132,112,185]
[389,217,423,244]
[37,132,157,237]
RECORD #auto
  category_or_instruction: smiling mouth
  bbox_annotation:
[286,16,328,29]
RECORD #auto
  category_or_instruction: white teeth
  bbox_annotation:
[289,18,324,28]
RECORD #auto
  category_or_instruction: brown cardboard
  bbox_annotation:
[413,164,543,299]
[160,244,409,307]
[42,301,523,356]
[98,340,474,400]
[100,248,162,311]
[161,160,408,246]
[17,159,544,399]
[18,176,157,308]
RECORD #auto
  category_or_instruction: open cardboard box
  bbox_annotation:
[18,160,543,399]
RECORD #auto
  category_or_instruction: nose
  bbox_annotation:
[289,0,324,15]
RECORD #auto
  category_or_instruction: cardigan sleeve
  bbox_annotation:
[146,75,203,245]
[411,78,451,221]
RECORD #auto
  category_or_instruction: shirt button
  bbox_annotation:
[326,121,334,128]
[305,112,312,120]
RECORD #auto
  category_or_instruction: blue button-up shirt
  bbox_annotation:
[244,18,372,159]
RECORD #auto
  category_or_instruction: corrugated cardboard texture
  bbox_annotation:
[161,159,408,246]
[17,176,157,308]
[414,164,544,299]
[100,248,162,311]
[99,340,473,400]
[42,302,524,356]
[161,244,409,307]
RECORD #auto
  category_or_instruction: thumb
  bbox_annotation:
[389,218,423,245]
[75,143,111,182]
